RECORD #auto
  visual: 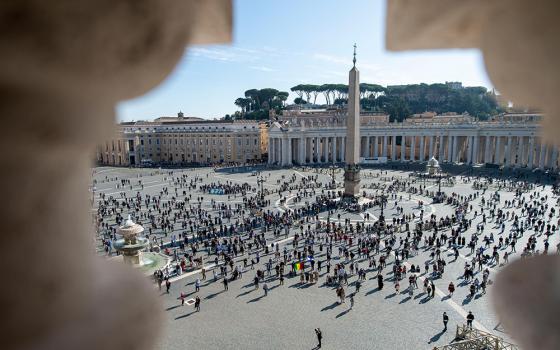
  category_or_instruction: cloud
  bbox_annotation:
[249,65,275,72]
[188,46,261,63]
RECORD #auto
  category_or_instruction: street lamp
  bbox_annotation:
[257,176,265,205]
[437,172,443,196]
[378,193,388,223]
[330,164,336,188]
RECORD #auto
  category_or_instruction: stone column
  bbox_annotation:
[446,135,451,161]
[527,137,535,168]
[401,135,406,161]
[305,138,310,163]
[278,138,282,164]
[383,135,388,158]
[373,136,378,158]
[539,142,546,169]
[315,137,320,163]
[429,136,434,158]
[323,137,329,163]
[271,138,276,164]
[517,136,525,167]
[364,136,370,158]
[506,136,512,166]
[497,136,504,164]
[452,136,458,163]
[279,138,288,166]
[484,136,491,164]
[298,137,305,165]
[550,146,558,169]
[472,135,479,164]
[419,136,425,161]
[439,135,445,160]
[464,136,471,164]
[268,137,273,164]
[332,137,338,162]
[275,138,280,164]
[391,135,397,161]
[410,136,416,161]
[340,137,346,162]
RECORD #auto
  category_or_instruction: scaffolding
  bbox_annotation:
[434,325,518,350]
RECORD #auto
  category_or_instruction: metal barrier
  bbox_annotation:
[434,325,518,350]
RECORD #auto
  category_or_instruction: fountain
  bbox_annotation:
[426,156,440,175]
[113,215,169,274]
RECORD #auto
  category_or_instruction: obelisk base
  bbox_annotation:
[343,164,361,199]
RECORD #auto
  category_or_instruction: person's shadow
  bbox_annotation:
[336,308,351,318]
[428,328,447,344]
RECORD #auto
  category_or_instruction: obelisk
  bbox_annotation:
[343,44,361,199]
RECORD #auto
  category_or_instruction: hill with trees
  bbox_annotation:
[229,82,501,122]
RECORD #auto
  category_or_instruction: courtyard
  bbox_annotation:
[92,164,559,350]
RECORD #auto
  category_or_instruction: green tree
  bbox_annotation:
[290,85,305,101]
[234,97,251,115]
[244,89,260,111]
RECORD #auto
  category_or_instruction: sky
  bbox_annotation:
[117,0,493,122]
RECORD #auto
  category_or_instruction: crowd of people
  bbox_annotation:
[93,166,560,342]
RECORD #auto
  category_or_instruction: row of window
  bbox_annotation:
[125,125,257,132]
[139,138,258,146]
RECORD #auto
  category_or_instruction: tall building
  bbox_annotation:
[96,113,268,166]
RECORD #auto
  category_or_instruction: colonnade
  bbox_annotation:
[268,130,558,170]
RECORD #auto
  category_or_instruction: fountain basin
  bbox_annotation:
[110,251,171,276]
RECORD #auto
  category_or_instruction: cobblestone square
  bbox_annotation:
[93,165,559,350]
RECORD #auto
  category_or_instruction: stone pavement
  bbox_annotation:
[92,165,559,350]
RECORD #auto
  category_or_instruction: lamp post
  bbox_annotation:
[257,176,265,205]
[437,172,442,196]
[378,193,387,223]
[330,162,336,189]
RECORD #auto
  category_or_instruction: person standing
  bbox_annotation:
[194,296,200,312]
[443,312,449,331]
[180,292,186,306]
[263,283,269,296]
[315,328,322,348]
[165,278,171,294]
[223,278,229,291]
[467,311,475,328]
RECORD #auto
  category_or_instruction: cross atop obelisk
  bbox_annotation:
[343,44,361,199]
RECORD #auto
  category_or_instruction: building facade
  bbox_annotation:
[268,110,558,171]
[96,114,267,166]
